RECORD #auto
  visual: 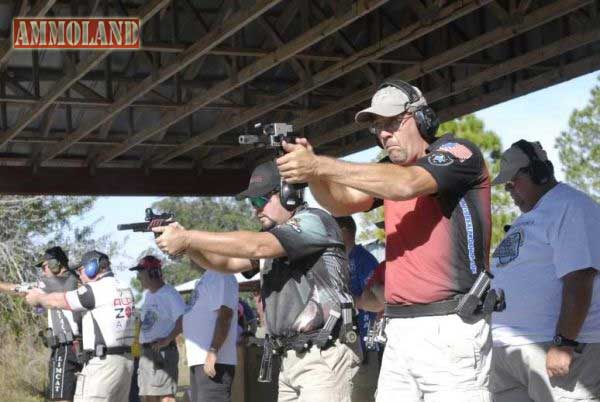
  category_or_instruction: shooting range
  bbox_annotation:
[0,0,598,195]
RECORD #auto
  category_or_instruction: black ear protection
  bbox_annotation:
[279,180,305,211]
[377,79,440,143]
[513,140,550,185]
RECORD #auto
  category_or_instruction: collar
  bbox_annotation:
[425,133,456,153]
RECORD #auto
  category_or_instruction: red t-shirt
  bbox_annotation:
[382,134,491,305]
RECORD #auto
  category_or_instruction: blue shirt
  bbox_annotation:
[348,244,379,351]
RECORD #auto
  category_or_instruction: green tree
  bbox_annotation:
[136,197,261,287]
[556,75,600,202]
[0,195,95,333]
[357,114,516,249]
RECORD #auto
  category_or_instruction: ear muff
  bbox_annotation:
[514,140,550,185]
[377,79,439,143]
[46,259,62,275]
[279,179,305,211]
[84,258,100,278]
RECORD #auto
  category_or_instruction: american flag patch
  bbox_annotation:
[437,142,473,162]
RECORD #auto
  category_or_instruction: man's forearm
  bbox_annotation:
[314,156,436,201]
[555,268,597,339]
[187,249,251,274]
[0,281,18,295]
[210,307,233,351]
[356,287,384,313]
[38,292,70,310]
[163,316,183,343]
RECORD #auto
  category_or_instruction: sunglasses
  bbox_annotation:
[369,113,411,135]
[249,195,270,209]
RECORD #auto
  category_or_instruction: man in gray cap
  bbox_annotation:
[0,246,81,402]
[490,140,600,402]
[153,160,361,402]
[276,79,493,402]
[26,250,136,402]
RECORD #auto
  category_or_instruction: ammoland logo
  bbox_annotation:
[13,17,140,49]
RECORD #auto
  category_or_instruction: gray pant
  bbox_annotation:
[493,342,600,402]
[138,346,179,396]
[278,340,361,402]
[189,363,235,402]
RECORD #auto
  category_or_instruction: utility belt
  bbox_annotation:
[258,302,357,383]
[141,340,177,350]
[82,345,131,365]
[39,328,77,348]
[385,271,506,320]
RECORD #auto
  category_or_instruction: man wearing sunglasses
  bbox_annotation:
[1,246,81,402]
[26,250,136,402]
[154,161,360,402]
[275,80,492,402]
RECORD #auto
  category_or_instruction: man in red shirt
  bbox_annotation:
[277,79,492,402]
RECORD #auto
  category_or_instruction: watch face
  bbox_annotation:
[553,335,562,345]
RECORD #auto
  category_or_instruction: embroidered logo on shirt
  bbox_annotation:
[437,142,473,162]
[284,217,302,233]
[493,229,524,266]
[140,310,158,331]
[428,152,453,166]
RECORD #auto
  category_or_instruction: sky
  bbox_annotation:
[69,70,600,285]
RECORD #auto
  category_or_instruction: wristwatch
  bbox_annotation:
[208,347,219,354]
[553,334,584,352]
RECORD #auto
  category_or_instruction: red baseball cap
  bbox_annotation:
[129,255,162,271]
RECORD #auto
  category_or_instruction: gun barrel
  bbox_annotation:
[117,222,149,231]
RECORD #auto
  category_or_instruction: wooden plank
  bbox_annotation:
[0,0,172,149]
[0,166,250,196]
[96,0,389,166]
[160,0,487,167]
[40,0,281,164]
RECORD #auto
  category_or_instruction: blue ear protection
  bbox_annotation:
[84,257,101,278]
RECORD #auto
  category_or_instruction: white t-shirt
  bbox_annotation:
[491,183,600,346]
[65,273,136,351]
[139,284,186,344]
[183,271,238,366]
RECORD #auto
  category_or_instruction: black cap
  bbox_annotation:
[36,246,69,268]
[129,255,162,271]
[78,250,109,269]
[236,161,281,199]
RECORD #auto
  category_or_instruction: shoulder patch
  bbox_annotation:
[284,217,302,233]
[437,142,473,162]
[428,152,454,166]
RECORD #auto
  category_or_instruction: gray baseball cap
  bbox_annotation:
[492,141,548,185]
[236,161,281,199]
[355,83,428,123]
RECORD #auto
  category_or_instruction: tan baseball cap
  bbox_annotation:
[492,140,548,185]
[355,83,428,123]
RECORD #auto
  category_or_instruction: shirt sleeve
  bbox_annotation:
[64,284,95,312]
[552,199,600,278]
[269,209,340,262]
[414,139,485,197]
[170,289,186,319]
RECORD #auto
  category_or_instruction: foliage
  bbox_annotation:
[0,196,95,333]
[357,115,517,250]
[133,197,261,287]
[556,75,600,202]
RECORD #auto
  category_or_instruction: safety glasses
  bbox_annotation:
[369,113,411,135]
[249,195,270,209]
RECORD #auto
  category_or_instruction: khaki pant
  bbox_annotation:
[493,342,600,402]
[74,354,134,402]
[278,340,361,402]
[376,314,492,402]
